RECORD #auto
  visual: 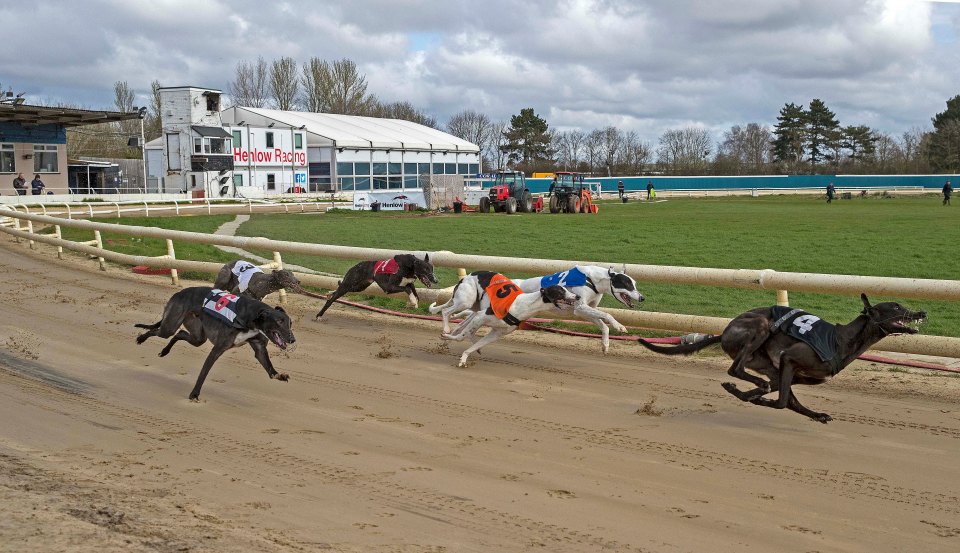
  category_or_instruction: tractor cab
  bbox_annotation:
[548,171,599,214]
[479,170,534,213]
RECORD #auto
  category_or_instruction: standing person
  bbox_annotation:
[826,182,836,203]
[943,180,952,206]
[617,180,624,200]
[646,180,655,200]
[30,174,45,195]
[12,172,26,195]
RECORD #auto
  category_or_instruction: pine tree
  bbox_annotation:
[803,99,840,170]
[772,102,806,170]
[928,95,960,172]
[501,108,551,170]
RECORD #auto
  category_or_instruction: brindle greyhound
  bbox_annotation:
[214,260,301,301]
[637,294,926,423]
[315,254,438,319]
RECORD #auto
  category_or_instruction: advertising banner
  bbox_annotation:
[352,191,426,210]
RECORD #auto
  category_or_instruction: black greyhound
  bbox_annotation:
[135,286,295,400]
[637,294,926,423]
[315,254,438,319]
[213,260,301,301]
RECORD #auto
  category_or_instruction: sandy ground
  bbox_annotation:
[1,236,960,553]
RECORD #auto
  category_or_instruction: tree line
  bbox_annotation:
[61,55,960,176]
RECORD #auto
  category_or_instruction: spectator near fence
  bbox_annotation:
[617,180,624,199]
[826,182,836,203]
[943,180,952,206]
[12,172,26,195]
[31,174,45,195]
[646,180,655,200]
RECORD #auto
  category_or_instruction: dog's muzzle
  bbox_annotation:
[271,330,293,350]
[617,291,644,308]
[420,275,438,287]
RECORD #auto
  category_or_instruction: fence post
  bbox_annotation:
[174,200,180,216]
[457,267,467,279]
[54,225,63,259]
[12,215,21,243]
[206,199,211,215]
[143,201,149,216]
[166,239,179,286]
[114,202,121,218]
[273,251,287,305]
[64,203,72,219]
[27,220,35,249]
[40,204,47,215]
[776,289,789,306]
[88,203,94,217]
[93,230,106,270]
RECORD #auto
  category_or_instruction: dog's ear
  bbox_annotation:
[860,293,872,312]
[424,253,430,263]
[274,306,285,313]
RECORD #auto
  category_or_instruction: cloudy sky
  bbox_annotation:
[3,0,959,143]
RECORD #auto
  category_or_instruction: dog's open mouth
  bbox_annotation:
[617,292,634,309]
[891,317,924,334]
[271,331,289,350]
[420,275,437,287]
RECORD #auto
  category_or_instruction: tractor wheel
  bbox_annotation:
[548,195,560,213]
[567,195,580,213]
[479,196,491,213]
[506,197,517,214]
[520,190,532,212]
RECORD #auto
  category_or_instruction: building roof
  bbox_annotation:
[0,103,143,127]
[222,106,479,152]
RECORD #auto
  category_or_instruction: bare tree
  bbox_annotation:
[372,100,438,128]
[270,56,299,111]
[145,79,162,140]
[618,131,652,175]
[657,127,713,175]
[229,57,269,108]
[447,110,492,149]
[487,121,510,170]
[596,126,623,176]
[585,129,605,174]
[717,123,772,174]
[300,57,375,115]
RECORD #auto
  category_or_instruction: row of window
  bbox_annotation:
[339,176,420,191]
[1,144,59,173]
[335,162,479,177]
[230,131,304,150]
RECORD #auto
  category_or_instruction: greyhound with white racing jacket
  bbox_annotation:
[429,265,643,352]
[441,271,579,367]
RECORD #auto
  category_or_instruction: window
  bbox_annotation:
[208,138,227,154]
[231,130,242,148]
[388,176,402,189]
[354,176,371,190]
[404,175,419,188]
[267,174,276,190]
[233,174,243,187]
[354,162,370,176]
[373,176,389,189]
[339,177,355,191]
[205,92,220,112]
[372,162,387,176]
[336,162,353,176]
[0,144,14,172]
[432,162,445,175]
[445,163,456,175]
[458,163,470,175]
[418,163,430,175]
[294,133,303,149]
[194,138,202,154]
[469,163,479,174]
[33,145,58,173]
[403,162,417,175]
[266,132,274,148]
[388,162,401,175]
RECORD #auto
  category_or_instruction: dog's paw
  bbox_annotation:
[275,372,290,382]
[613,323,628,333]
[188,396,200,403]
[721,382,739,394]
[812,413,832,424]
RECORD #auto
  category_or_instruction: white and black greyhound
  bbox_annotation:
[429,265,644,352]
[440,271,580,367]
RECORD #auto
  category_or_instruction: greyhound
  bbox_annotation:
[214,260,300,301]
[429,266,642,351]
[441,271,579,367]
[315,254,438,319]
[637,294,926,423]
[135,286,295,400]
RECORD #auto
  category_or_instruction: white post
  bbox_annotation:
[93,230,106,270]
[166,239,179,286]
[776,289,789,306]
[27,220,35,249]
[54,225,63,259]
[273,251,287,305]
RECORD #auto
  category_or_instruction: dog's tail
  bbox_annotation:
[637,334,721,355]
[134,321,161,330]
[427,301,446,314]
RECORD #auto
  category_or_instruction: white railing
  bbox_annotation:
[1,197,339,219]
[2,207,959,358]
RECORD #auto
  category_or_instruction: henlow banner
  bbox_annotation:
[352,191,426,210]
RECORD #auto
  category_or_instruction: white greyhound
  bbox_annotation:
[429,265,643,352]
[440,272,579,367]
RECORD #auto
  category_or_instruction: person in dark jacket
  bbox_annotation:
[12,172,26,195]
[943,180,952,206]
[31,174,45,195]
[826,182,836,203]
[646,180,655,200]
[617,180,624,200]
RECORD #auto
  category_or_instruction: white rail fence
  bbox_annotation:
[2,197,337,220]
[2,207,959,358]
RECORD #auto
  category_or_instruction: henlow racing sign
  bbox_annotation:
[352,191,426,210]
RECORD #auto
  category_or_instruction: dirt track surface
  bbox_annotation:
[2,237,960,553]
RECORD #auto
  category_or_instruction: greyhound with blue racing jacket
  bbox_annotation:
[440,271,580,367]
[429,265,643,352]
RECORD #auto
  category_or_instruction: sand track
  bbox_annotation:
[1,237,959,552]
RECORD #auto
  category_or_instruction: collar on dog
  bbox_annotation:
[502,312,522,326]
[584,276,599,295]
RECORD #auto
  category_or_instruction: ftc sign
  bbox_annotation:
[295,172,307,184]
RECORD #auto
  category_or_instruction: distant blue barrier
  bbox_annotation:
[518,174,958,195]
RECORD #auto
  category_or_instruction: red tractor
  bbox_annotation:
[478,171,534,214]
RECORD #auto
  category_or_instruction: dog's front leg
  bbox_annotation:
[458,327,511,367]
[249,338,289,382]
[442,312,482,341]
[189,344,230,401]
[574,303,627,353]
[405,283,420,309]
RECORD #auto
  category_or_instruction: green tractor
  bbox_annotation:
[478,171,534,213]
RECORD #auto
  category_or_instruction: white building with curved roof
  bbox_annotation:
[221,105,480,195]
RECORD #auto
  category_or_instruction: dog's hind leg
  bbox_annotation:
[315,287,348,319]
[158,329,206,357]
[188,344,230,401]
[248,337,289,382]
